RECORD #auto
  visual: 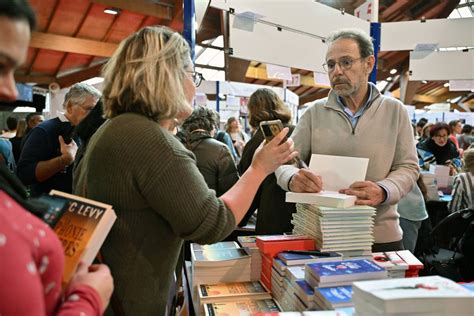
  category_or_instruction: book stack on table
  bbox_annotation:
[289,201,376,259]
[352,276,474,316]
[372,250,424,278]
[256,235,315,290]
[237,235,262,281]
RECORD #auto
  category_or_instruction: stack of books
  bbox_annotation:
[372,250,424,278]
[305,259,387,288]
[313,286,353,310]
[237,235,262,281]
[191,241,252,285]
[352,276,474,316]
[256,235,315,290]
[204,298,280,315]
[290,203,376,258]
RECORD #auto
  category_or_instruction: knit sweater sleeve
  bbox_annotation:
[377,100,419,204]
[140,133,236,244]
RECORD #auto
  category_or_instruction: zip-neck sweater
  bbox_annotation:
[276,87,419,243]
[74,113,236,314]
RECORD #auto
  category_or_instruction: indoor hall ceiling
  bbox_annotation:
[15,0,183,88]
[14,0,473,111]
[201,0,471,110]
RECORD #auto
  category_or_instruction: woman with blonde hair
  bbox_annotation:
[74,26,296,314]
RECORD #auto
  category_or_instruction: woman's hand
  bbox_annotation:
[68,262,114,312]
[251,127,298,176]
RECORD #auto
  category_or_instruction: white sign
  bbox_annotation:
[266,64,292,81]
[313,72,331,87]
[449,80,474,91]
[285,74,301,87]
[354,0,376,22]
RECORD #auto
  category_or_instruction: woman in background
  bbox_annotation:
[226,116,249,159]
[417,122,461,175]
[238,88,297,234]
[74,26,296,314]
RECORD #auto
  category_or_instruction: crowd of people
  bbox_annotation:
[0,0,473,315]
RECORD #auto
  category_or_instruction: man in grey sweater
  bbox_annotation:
[276,29,419,252]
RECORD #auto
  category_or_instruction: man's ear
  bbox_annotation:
[65,100,73,113]
[366,55,376,74]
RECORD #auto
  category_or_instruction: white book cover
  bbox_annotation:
[287,191,357,208]
[353,276,474,314]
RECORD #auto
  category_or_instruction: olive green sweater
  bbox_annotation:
[74,113,236,315]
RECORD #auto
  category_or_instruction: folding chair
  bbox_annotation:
[421,208,473,281]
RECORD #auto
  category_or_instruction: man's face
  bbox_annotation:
[66,95,97,126]
[29,114,44,128]
[325,38,374,97]
[0,17,30,102]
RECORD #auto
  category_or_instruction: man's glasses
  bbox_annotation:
[188,71,204,87]
[323,57,364,73]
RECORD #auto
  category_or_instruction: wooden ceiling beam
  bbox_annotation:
[57,63,105,88]
[90,0,173,20]
[14,73,56,85]
[30,32,118,57]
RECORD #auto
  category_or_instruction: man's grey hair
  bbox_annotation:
[63,83,102,109]
[326,28,374,58]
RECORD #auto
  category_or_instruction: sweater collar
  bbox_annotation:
[324,82,381,111]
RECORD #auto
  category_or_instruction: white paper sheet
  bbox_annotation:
[309,154,369,191]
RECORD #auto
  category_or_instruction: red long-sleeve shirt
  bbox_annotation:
[0,190,102,315]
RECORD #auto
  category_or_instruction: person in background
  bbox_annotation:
[214,127,238,162]
[416,118,428,139]
[226,116,249,159]
[238,88,297,234]
[1,116,18,139]
[0,135,15,172]
[275,28,419,252]
[449,119,463,155]
[74,26,296,314]
[17,83,101,196]
[417,122,461,176]
[458,124,473,152]
[20,112,44,150]
[419,122,433,143]
[181,106,239,197]
[72,100,106,182]
[9,118,26,163]
[449,148,474,212]
[0,0,113,315]
[397,175,429,253]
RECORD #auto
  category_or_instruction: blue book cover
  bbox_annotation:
[307,259,385,278]
[317,286,353,305]
[296,280,314,295]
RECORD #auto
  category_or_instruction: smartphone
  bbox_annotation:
[259,119,307,168]
[260,119,285,143]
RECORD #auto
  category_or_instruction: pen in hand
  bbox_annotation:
[295,156,308,169]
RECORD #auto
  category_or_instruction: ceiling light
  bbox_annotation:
[422,80,428,84]
[104,8,120,15]
[386,76,393,81]
[389,68,397,75]
[443,82,450,88]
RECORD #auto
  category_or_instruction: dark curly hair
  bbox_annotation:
[181,106,219,134]
[429,122,450,138]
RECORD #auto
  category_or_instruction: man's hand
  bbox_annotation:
[59,135,78,166]
[289,169,323,193]
[340,181,386,206]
